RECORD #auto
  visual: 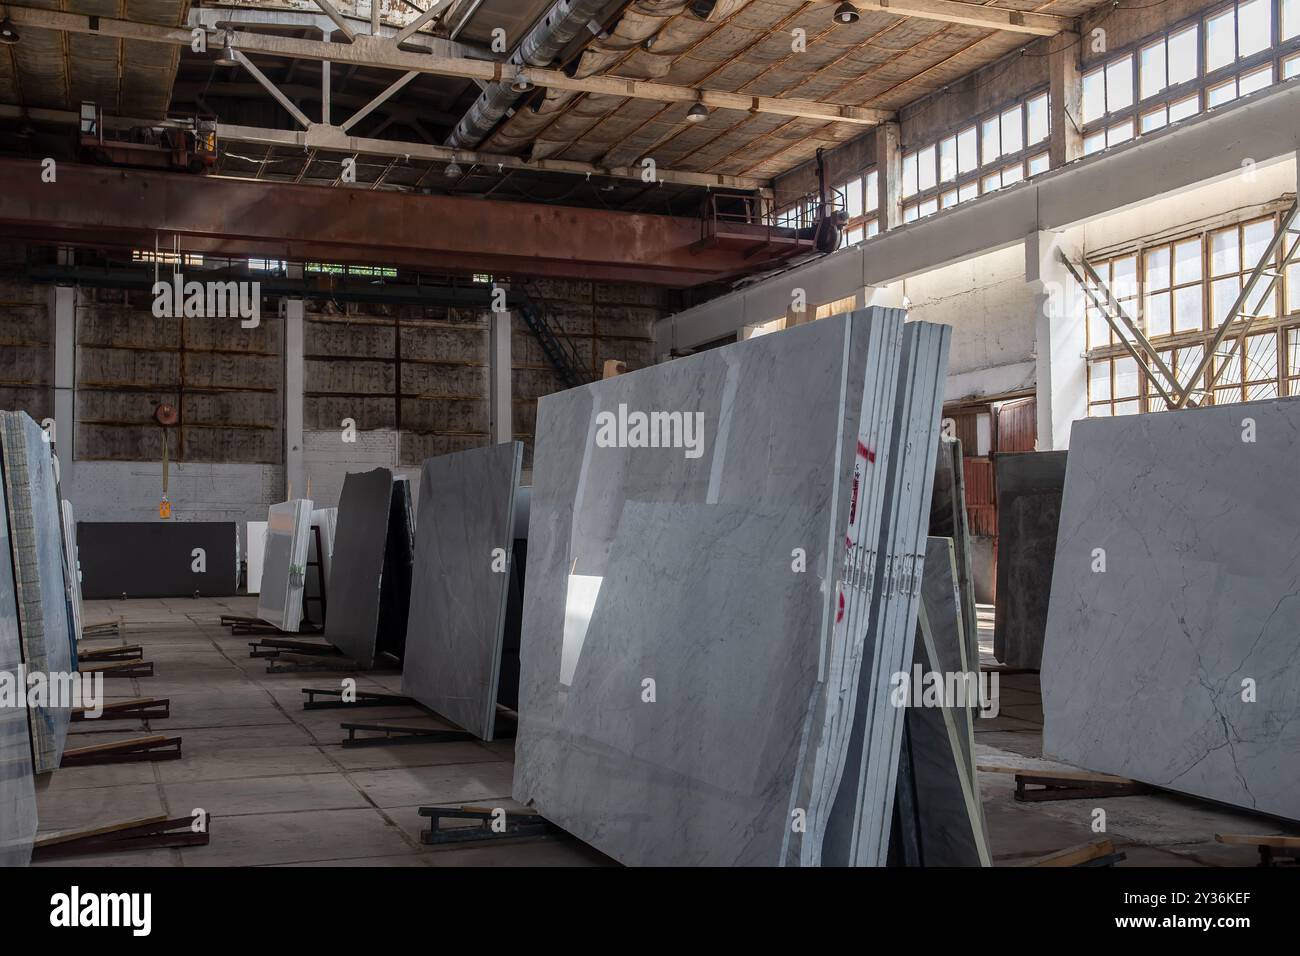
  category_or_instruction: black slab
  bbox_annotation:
[76,522,238,599]
[992,450,1067,669]
[324,469,413,668]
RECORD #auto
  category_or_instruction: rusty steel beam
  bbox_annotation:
[0,158,783,286]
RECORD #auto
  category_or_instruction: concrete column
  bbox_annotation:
[875,121,903,231]
[1049,32,1084,169]
[1026,231,1087,450]
[284,297,305,499]
[48,283,75,470]
[490,310,513,444]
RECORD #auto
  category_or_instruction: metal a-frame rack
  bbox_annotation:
[1060,199,1300,409]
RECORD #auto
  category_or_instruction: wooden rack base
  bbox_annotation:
[301,687,415,710]
[61,735,182,767]
[77,643,144,663]
[341,722,475,748]
[71,697,170,722]
[418,805,556,847]
[32,815,208,860]
[1024,838,1127,867]
[1216,832,1300,866]
[249,637,341,659]
[79,659,155,679]
[980,765,1152,802]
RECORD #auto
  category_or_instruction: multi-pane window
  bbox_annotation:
[1081,1,1299,157]
[1086,213,1298,415]
[834,168,879,247]
[901,90,1049,222]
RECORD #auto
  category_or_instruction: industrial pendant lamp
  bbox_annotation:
[833,2,861,24]
[686,101,709,123]
[214,33,238,67]
[0,16,19,45]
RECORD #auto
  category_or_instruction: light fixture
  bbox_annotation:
[444,161,464,178]
[686,101,709,123]
[833,1,860,24]
[214,32,238,67]
[0,16,19,45]
[510,70,534,93]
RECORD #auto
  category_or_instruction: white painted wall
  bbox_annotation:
[301,428,421,511]
[901,246,1039,403]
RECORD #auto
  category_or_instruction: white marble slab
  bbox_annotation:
[0,461,36,866]
[513,309,946,866]
[256,499,313,632]
[401,442,522,740]
[246,521,268,594]
[0,411,72,773]
[1041,399,1300,821]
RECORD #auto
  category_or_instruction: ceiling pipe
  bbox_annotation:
[444,0,621,151]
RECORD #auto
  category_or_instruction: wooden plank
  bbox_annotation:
[979,764,1139,784]
[1026,838,1116,867]
[35,815,169,848]
[62,735,169,757]
[1216,833,1300,848]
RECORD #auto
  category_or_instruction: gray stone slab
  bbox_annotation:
[0,460,37,866]
[1041,401,1300,821]
[324,468,394,668]
[931,438,979,677]
[401,442,522,740]
[0,411,72,773]
[513,310,926,866]
[993,451,1067,669]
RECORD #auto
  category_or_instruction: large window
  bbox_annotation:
[900,90,1049,223]
[1086,213,1298,416]
[1082,0,1300,156]
[834,168,880,247]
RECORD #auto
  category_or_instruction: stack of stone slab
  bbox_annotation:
[0,459,37,866]
[993,450,1067,669]
[512,308,950,866]
[401,442,524,740]
[256,499,314,633]
[0,411,73,774]
[821,320,951,867]
[324,470,414,668]
[1041,400,1300,822]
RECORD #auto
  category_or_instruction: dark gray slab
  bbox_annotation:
[930,438,979,674]
[77,522,239,599]
[1042,400,1300,821]
[324,469,393,668]
[993,450,1067,669]
[0,459,36,866]
[401,442,522,740]
[1,411,73,774]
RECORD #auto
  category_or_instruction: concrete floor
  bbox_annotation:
[33,597,1294,867]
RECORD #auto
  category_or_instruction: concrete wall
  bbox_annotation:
[0,253,667,521]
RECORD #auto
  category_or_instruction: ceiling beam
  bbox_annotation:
[218,122,768,190]
[0,104,767,190]
[231,51,313,128]
[392,0,455,45]
[0,158,791,286]
[807,0,1071,37]
[4,6,893,127]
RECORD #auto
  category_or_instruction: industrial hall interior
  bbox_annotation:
[0,0,1299,873]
